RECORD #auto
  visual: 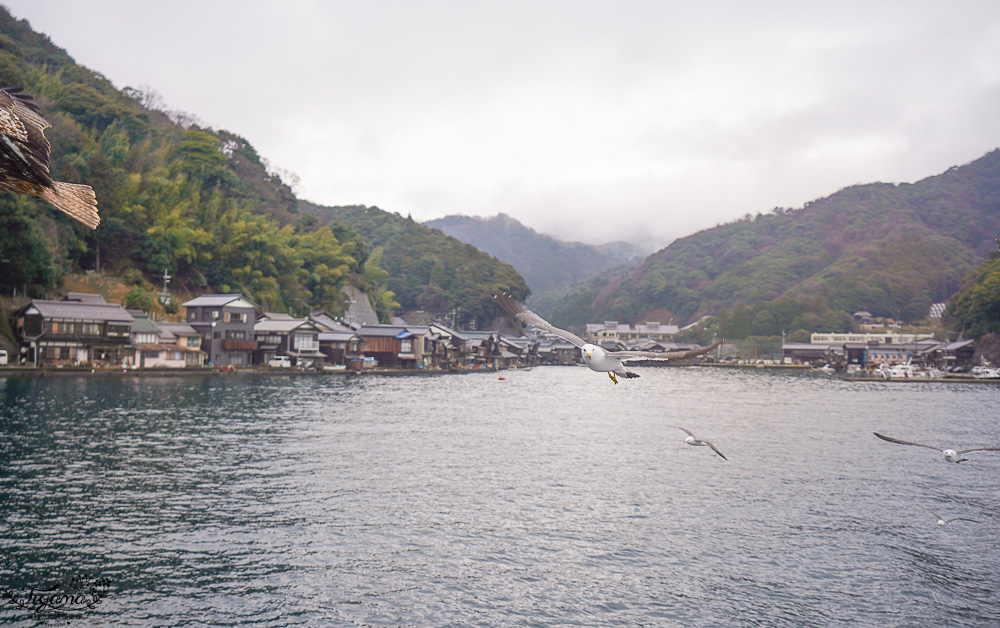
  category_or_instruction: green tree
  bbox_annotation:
[124,287,155,312]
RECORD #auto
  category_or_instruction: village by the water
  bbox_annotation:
[0,288,992,383]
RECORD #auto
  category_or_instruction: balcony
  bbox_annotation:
[221,339,258,351]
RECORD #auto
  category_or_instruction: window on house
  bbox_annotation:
[294,333,317,350]
[401,339,412,353]
[224,312,231,323]
[226,330,246,340]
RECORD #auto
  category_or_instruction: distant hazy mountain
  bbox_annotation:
[424,213,646,296]
[545,149,1000,329]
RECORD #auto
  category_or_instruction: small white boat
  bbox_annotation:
[971,365,1000,379]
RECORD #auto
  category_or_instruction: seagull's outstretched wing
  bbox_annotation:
[947,517,981,524]
[702,439,728,460]
[493,293,587,348]
[609,339,724,361]
[873,432,943,452]
[957,446,1000,454]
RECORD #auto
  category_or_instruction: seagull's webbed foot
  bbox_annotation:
[608,372,618,384]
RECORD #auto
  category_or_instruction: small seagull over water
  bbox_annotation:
[493,293,722,384]
[873,432,1000,463]
[668,425,728,460]
[924,508,979,526]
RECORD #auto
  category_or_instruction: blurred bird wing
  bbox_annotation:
[493,293,586,348]
[704,439,728,461]
[0,88,53,177]
[668,425,696,438]
[609,339,724,361]
[956,447,1000,454]
[873,432,942,452]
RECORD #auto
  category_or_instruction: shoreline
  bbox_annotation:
[4,363,998,384]
[0,365,504,378]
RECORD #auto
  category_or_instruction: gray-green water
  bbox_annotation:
[1,368,999,626]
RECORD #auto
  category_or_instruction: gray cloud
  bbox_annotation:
[6,0,1000,249]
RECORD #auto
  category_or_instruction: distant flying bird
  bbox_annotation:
[873,432,1000,463]
[493,292,722,384]
[668,425,728,460]
[0,87,99,229]
[924,508,979,526]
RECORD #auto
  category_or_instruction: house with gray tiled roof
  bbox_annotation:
[17,293,134,367]
[310,312,362,366]
[183,294,258,367]
[254,312,327,367]
[155,322,206,367]
[356,324,430,368]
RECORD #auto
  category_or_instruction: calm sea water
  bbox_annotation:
[1,367,999,627]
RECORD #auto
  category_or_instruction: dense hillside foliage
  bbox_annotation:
[300,204,529,327]
[548,151,1000,331]
[424,213,644,295]
[0,8,526,321]
[945,251,1000,338]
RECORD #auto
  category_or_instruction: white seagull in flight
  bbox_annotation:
[669,426,728,460]
[873,432,1000,463]
[924,508,980,526]
[494,293,722,384]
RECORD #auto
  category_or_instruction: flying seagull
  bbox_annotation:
[873,432,1000,463]
[493,292,722,384]
[668,425,728,460]
[0,87,99,229]
[924,508,979,526]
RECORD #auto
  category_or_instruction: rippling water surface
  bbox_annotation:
[1,367,999,626]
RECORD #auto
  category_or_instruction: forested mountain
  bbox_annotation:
[0,7,525,322]
[424,213,645,295]
[300,204,528,327]
[548,150,1000,331]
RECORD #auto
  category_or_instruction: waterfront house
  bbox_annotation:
[461,331,507,368]
[182,294,258,367]
[310,313,362,366]
[254,312,327,367]
[157,322,206,367]
[17,293,134,367]
[133,318,205,369]
[130,311,167,368]
[427,322,470,369]
[356,324,430,369]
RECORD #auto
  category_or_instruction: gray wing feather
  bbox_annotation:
[493,293,587,348]
[956,447,1000,454]
[946,517,980,523]
[668,425,695,438]
[873,432,943,452]
[704,440,728,461]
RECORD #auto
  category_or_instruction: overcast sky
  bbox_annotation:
[5,1,1000,250]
